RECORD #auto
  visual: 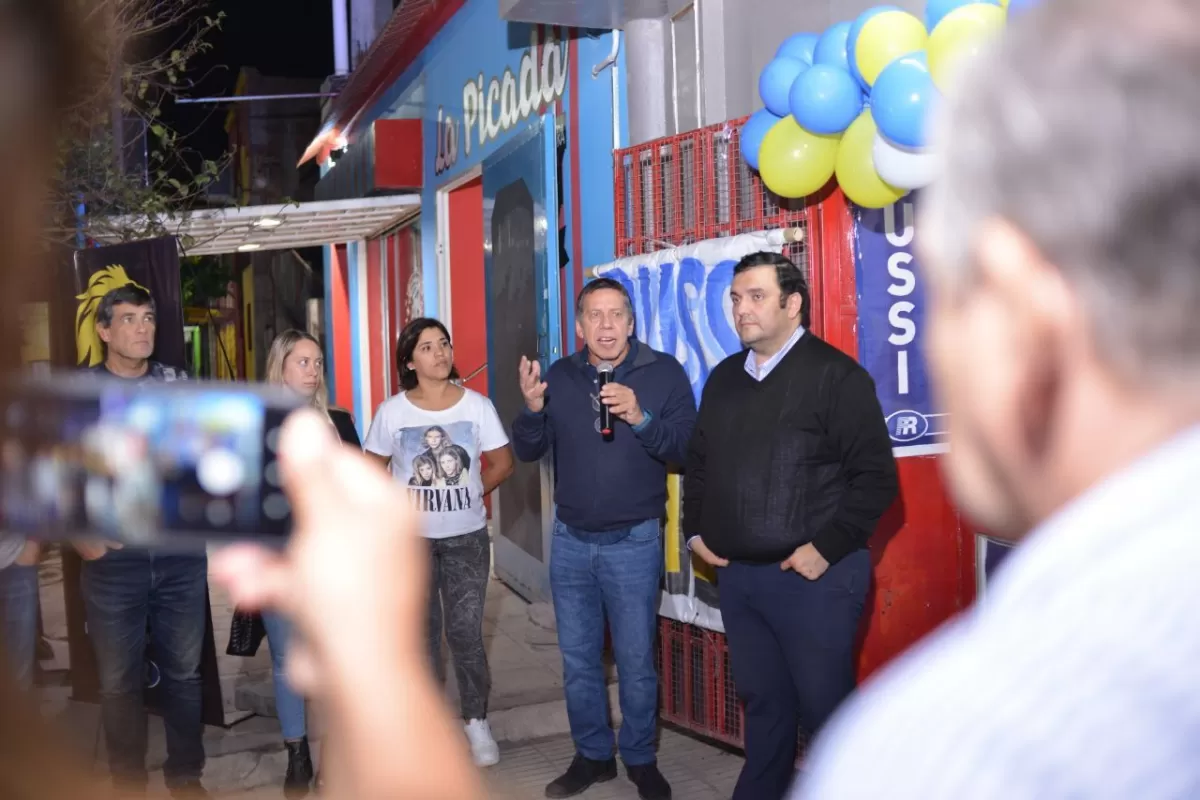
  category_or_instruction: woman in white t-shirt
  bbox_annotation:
[364,318,514,768]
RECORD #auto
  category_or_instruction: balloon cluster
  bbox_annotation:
[741,0,1035,208]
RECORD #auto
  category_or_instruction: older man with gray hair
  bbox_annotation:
[791,0,1200,797]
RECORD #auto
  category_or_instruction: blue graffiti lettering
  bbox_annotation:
[597,255,747,405]
[704,260,740,357]
[676,258,710,393]
[656,262,678,357]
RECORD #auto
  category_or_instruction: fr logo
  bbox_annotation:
[885,409,930,443]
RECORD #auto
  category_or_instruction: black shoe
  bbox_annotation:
[544,754,618,798]
[627,761,672,800]
[284,738,315,799]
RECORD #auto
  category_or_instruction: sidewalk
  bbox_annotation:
[35,546,745,796]
[485,730,742,800]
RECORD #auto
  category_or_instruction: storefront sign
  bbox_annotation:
[593,231,788,632]
[856,198,948,456]
[434,27,568,176]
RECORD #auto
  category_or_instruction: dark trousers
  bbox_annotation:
[719,550,870,800]
[0,563,38,689]
[427,528,492,721]
[82,549,208,789]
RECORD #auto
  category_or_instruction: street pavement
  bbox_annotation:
[35,546,746,797]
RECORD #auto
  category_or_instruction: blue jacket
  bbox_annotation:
[511,339,697,532]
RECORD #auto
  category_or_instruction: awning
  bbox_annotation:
[94,196,421,256]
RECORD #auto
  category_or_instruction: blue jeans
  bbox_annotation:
[0,563,38,689]
[262,611,306,740]
[82,549,207,789]
[550,518,663,766]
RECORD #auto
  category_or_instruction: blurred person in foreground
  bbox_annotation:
[0,1,484,798]
[794,0,1200,797]
[262,329,362,796]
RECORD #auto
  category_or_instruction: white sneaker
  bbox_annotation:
[465,718,500,767]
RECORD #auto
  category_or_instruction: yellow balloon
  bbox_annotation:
[928,3,1007,91]
[836,110,907,209]
[757,117,840,200]
[854,10,928,87]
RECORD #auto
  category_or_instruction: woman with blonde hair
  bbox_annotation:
[265,330,361,448]
[261,329,361,796]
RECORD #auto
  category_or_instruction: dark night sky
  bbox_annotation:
[169,0,335,160]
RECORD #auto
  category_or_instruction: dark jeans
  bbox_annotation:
[550,518,662,766]
[719,550,870,800]
[426,528,491,721]
[82,549,208,789]
[0,563,38,689]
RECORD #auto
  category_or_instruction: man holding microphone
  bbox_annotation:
[512,278,696,800]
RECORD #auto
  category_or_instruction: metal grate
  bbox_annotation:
[614,116,814,262]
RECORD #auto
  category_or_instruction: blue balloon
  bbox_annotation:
[776,33,819,65]
[924,0,1001,32]
[739,109,782,171]
[1007,0,1041,13]
[870,52,936,148]
[812,21,854,72]
[788,64,863,135]
[758,57,808,117]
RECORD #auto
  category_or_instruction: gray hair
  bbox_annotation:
[923,0,1200,386]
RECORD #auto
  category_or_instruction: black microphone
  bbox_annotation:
[597,361,614,438]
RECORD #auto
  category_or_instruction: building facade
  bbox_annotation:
[314,0,625,599]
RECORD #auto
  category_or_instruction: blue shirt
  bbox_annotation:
[793,425,1200,799]
[744,325,806,381]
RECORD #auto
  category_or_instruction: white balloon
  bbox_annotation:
[872,134,938,190]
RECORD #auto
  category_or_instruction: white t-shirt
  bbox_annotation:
[364,389,509,539]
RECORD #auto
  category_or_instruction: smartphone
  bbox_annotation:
[0,373,303,547]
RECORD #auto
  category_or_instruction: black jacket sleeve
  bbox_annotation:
[633,360,697,465]
[811,368,900,564]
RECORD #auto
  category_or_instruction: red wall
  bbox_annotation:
[330,244,353,409]
[366,238,386,415]
[815,189,976,682]
[448,177,488,397]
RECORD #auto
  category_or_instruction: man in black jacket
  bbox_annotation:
[684,252,898,800]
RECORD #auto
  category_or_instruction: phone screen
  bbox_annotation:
[1,375,299,546]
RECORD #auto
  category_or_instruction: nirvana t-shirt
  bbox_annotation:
[364,389,509,539]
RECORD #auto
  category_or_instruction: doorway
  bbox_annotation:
[446,176,488,395]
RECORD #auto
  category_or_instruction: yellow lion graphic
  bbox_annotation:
[75,265,148,367]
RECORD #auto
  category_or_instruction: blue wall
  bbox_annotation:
[337,0,624,357]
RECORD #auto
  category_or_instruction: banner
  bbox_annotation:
[593,230,788,631]
[72,237,186,370]
[855,198,948,456]
[595,204,948,634]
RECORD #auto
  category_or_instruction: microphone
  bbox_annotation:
[597,361,614,438]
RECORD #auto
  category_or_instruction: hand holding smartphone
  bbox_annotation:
[1,373,303,548]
